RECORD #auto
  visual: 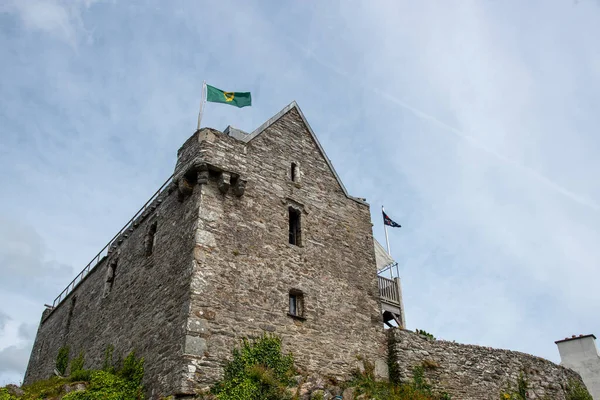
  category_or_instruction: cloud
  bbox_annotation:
[0,0,99,47]
[0,312,9,333]
[18,324,37,342]
[0,216,73,297]
[0,217,73,384]
[0,346,31,374]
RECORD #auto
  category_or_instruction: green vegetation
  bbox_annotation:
[1,347,144,400]
[62,370,143,400]
[500,372,593,400]
[102,345,115,373]
[56,346,70,376]
[351,361,451,400]
[211,335,295,400]
[501,371,529,400]
[416,329,436,340]
[565,378,593,400]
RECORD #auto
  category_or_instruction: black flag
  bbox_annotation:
[383,210,401,228]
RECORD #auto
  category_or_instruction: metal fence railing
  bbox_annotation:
[51,174,174,308]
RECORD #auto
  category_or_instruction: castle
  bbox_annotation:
[24,102,590,399]
[24,102,403,398]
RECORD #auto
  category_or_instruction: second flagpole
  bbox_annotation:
[382,206,391,256]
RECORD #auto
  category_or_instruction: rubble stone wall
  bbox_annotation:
[23,183,197,399]
[389,329,586,400]
[178,108,388,392]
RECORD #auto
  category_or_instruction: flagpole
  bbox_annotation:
[197,80,207,130]
[382,206,391,256]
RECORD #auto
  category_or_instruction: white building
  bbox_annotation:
[556,334,600,399]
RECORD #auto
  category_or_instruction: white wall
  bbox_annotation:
[557,335,600,399]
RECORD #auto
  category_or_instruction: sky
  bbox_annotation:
[1,0,600,386]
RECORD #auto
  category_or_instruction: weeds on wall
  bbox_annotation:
[2,346,145,400]
[103,344,115,373]
[56,346,70,376]
[564,378,593,400]
[350,361,451,400]
[416,329,436,340]
[501,371,529,400]
[500,372,592,400]
[211,334,296,400]
[387,332,401,384]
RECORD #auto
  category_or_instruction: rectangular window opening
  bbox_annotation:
[103,260,118,297]
[288,207,301,246]
[288,289,304,318]
[291,163,297,182]
[145,221,157,256]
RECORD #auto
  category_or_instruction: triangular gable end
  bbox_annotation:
[241,101,367,205]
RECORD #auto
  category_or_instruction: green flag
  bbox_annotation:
[206,84,252,108]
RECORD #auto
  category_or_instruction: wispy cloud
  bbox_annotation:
[0,0,100,47]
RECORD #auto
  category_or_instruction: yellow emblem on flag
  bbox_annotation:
[224,92,235,102]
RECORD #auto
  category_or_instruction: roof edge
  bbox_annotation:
[555,334,597,344]
[242,101,368,206]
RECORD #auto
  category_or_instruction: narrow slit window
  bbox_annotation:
[291,162,297,182]
[103,260,118,297]
[145,221,157,256]
[288,289,304,318]
[288,207,301,246]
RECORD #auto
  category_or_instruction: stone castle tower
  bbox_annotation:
[24,102,404,398]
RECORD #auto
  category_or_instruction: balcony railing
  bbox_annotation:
[378,275,401,306]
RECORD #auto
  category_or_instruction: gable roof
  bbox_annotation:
[232,101,367,205]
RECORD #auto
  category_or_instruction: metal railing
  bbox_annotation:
[378,276,401,306]
[51,174,175,308]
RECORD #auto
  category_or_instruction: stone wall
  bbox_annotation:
[23,181,197,399]
[177,106,388,393]
[389,329,586,400]
[24,103,388,398]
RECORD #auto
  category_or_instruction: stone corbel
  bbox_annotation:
[218,172,231,194]
[196,163,209,185]
[233,179,246,197]
[178,176,193,201]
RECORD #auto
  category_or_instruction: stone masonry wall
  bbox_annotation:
[389,329,586,400]
[177,108,388,393]
[24,182,197,399]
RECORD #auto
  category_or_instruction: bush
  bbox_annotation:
[1,346,146,400]
[212,335,295,400]
[70,369,93,383]
[56,346,70,376]
[70,351,85,375]
[0,388,16,400]
[118,351,145,387]
[62,370,143,400]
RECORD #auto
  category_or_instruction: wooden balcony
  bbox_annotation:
[379,275,400,304]
[378,275,404,327]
